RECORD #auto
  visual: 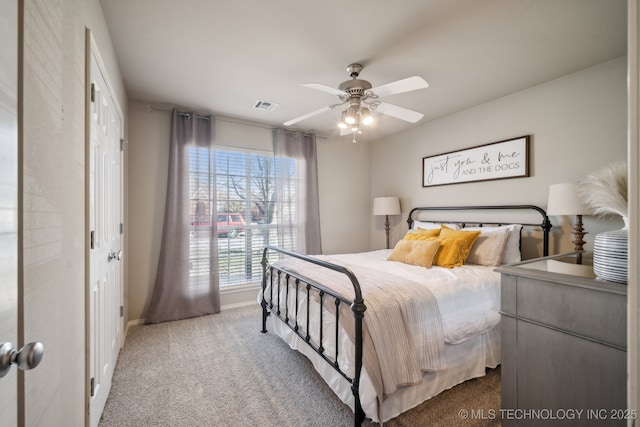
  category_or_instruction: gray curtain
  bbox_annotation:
[273,129,322,255]
[146,109,220,323]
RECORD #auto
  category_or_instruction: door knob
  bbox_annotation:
[0,341,44,378]
[108,250,123,262]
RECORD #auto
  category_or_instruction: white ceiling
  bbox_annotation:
[100,0,627,142]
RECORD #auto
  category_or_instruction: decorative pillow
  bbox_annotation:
[387,239,441,268]
[428,237,470,268]
[438,225,481,262]
[465,227,510,266]
[403,228,441,240]
[412,220,461,230]
[465,224,523,264]
[500,224,523,264]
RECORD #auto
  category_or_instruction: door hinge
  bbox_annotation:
[90,83,95,103]
[90,231,95,249]
[120,138,124,152]
[90,377,95,397]
[120,223,124,234]
[120,306,124,318]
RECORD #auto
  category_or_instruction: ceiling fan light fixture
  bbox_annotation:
[345,105,358,124]
[360,108,373,125]
[283,63,427,136]
[338,111,348,129]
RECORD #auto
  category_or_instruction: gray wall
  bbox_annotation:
[370,57,627,254]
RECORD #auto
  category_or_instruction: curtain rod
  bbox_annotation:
[272,129,317,138]
[147,105,210,121]
[146,105,326,139]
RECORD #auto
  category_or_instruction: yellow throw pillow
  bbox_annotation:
[437,225,481,265]
[429,237,470,268]
[403,228,441,240]
[387,239,441,268]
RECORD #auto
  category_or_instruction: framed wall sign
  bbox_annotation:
[422,135,530,187]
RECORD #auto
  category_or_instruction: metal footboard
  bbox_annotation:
[260,245,367,426]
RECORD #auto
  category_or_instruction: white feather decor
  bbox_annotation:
[578,160,628,220]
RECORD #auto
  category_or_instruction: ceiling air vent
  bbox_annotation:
[253,100,279,111]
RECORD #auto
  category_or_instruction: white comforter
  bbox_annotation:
[261,249,501,422]
[273,250,447,400]
[316,250,501,345]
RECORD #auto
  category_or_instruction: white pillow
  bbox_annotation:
[500,224,523,264]
[465,224,523,265]
[465,228,509,266]
[413,220,461,230]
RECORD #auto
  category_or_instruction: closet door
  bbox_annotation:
[88,43,123,427]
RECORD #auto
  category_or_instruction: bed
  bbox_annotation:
[260,205,551,425]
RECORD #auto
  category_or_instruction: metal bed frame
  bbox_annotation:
[261,205,551,426]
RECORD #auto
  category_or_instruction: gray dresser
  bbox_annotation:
[496,253,628,426]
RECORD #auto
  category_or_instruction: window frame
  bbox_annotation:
[188,144,298,288]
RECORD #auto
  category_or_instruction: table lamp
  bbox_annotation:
[373,197,401,249]
[547,182,589,264]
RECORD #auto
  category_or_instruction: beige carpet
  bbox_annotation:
[100,304,500,426]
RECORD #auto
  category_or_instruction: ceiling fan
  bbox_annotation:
[283,63,429,136]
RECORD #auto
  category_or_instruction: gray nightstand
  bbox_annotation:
[496,252,628,426]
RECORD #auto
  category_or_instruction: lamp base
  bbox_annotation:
[572,214,587,264]
[384,215,391,249]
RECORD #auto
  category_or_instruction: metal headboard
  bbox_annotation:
[407,205,552,256]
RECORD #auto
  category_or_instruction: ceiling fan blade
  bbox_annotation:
[301,83,346,97]
[339,126,353,136]
[283,105,333,126]
[370,76,428,98]
[375,102,424,123]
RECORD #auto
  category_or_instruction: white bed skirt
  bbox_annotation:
[269,313,500,423]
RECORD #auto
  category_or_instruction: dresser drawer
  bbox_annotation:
[498,254,627,425]
[502,273,626,349]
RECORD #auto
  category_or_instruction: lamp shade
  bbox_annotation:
[373,197,401,216]
[547,183,589,215]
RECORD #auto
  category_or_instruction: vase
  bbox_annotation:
[593,222,628,284]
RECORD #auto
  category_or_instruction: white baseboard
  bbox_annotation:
[124,318,146,342]
[222,300,258,311]
[127,318,146,327]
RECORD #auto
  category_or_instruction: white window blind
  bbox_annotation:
[188,146,298,287]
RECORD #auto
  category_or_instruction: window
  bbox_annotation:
[188,146,298,287]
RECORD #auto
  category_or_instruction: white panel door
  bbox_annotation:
[88,50,122,427]
[0,0,19,425]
